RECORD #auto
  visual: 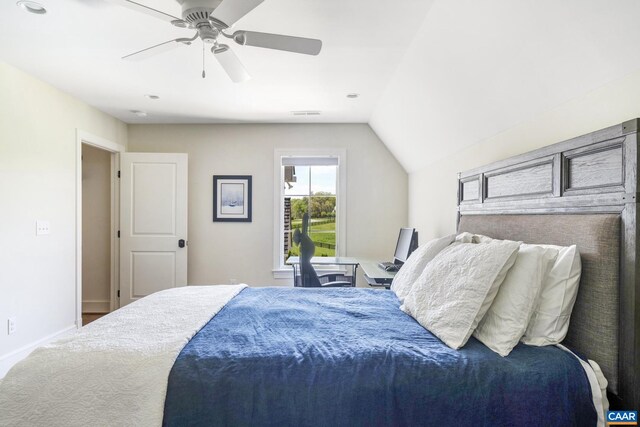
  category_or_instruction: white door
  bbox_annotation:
[119,153,188,307]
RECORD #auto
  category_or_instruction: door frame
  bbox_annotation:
[75,130,125,327]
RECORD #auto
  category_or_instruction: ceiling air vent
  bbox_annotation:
[291,111,321,116]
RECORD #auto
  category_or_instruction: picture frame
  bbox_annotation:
[213,175,252,222]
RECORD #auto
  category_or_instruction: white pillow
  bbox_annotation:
[521,244,582,345]
[451,233,583,346]
[455,232,475,243]
[473,244,558,356]
[391,234,455,303]
[401,240,520,349]
[463,233,494,244]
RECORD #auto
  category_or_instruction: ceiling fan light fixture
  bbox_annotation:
[16,0,46,14]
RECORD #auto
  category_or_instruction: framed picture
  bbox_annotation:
[213,175,252,222]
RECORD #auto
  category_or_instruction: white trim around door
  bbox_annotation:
[75,130,125,328]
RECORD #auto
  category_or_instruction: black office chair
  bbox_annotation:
[293,213,352,288]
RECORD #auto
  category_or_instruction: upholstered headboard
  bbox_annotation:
[457,119,640,410]
[459,214,620,391]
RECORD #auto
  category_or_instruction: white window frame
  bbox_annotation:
[273,148,347,279]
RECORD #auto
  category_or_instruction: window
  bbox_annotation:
[273,149,346,276]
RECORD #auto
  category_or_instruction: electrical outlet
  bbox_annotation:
[230,278,238,285]
[36,220,50,235]
[7,317,16,335]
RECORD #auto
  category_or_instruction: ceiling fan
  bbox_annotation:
[107,0,322,82]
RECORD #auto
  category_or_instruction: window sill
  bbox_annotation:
[272,269,294,280]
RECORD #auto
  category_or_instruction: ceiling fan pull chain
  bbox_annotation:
[202,42,206,78]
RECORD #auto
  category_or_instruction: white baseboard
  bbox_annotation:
[0,325,77,379]
[82,299,110,313]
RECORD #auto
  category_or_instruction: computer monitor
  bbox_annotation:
[393,228,419,264]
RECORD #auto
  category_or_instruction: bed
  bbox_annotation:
[1,119,639,426]
[457,118,640,411]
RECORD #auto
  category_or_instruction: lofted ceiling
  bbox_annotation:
[0,0,433,124]
[370,0,640,173]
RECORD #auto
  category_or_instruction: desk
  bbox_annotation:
[286,257,359,287]
[359,259,395,289]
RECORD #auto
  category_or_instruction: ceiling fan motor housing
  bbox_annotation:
[177,0,222,25]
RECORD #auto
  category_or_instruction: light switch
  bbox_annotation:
[8,317,16,335]
[36,220,50,235]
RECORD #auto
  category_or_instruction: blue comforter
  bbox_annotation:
[163,288,596,427]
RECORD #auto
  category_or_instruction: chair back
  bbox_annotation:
[297,214,322,287]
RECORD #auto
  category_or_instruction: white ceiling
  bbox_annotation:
[370,0,640,173]
[0,0,433,124]
[4,0,640,173]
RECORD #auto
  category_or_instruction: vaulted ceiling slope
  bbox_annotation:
[0,0,432,124]
[370,0,640,173]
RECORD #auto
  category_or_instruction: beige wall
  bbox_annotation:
[82,144,112,313]
[409,69,640,239]
[0,62,127,370]
[128,124,408,286]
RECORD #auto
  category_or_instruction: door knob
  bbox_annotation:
[178,239,186,248]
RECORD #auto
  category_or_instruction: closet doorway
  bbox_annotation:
[81,143,114,324]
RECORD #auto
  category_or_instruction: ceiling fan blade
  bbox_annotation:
[122,37,193,60]
[104,0,184,25]
[212,45,251,83]
[231,31,322,55]
[210,0,264,27]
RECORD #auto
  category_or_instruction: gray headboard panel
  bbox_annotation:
[459,214,620,392]
[457,119,640,410]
